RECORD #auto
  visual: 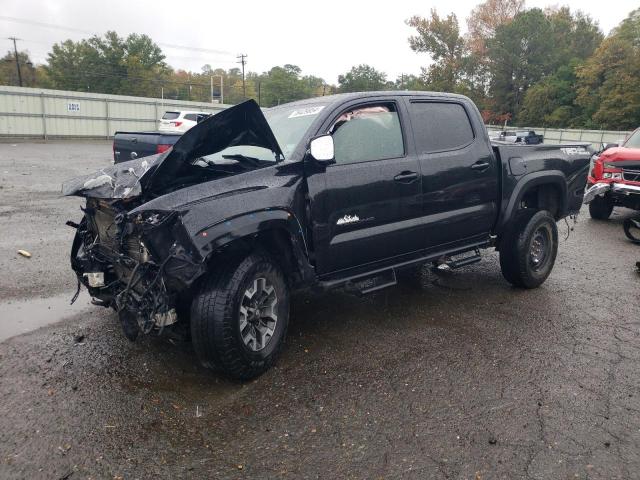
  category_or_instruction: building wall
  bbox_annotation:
[0,85,229,139]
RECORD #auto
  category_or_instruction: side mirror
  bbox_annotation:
[602,143,619,152]
[309,135,335,165]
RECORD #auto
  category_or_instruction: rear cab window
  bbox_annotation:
[328,102,405,165]
[162,111,180,120]
[408,101,475,153]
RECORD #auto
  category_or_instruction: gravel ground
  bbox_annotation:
[1,142,639,479]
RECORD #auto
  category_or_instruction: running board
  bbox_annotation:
[443,249,481,269]
[344,269,397,295]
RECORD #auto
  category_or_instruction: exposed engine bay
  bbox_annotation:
[64,100,285,339]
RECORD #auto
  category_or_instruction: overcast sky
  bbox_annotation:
[2,0,637,83]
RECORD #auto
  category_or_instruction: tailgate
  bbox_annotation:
[113,132,162,163]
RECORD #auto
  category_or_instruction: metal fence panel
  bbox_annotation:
[0,85,229,139]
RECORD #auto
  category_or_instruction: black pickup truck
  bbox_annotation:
[63,93,591,380]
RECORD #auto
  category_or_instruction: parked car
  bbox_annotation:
[63,93,591,380]
[113,131,181,163]
[491,130,544,145]
[583,128,640,219]
[159,110,211,132]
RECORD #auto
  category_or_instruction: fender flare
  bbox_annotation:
[498,171,568,234]
[190,208,312,278]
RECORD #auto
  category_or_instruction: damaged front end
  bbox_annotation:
[70,198,205,339]
[64,100,284,340]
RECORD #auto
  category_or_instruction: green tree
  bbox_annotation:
[576,33,640,130]
[518,61,583,127]
[337,64,388,92]
[407,10,466,92]
[46,31,169,96]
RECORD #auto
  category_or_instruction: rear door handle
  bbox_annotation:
[394,171,418,183]
[471,161,490,171]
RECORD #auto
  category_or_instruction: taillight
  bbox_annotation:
[171,121,183,127]
[156,144,172,154]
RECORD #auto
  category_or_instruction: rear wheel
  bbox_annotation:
[191,253,289,380]
[589,196,614,220]
[499,210,558,289]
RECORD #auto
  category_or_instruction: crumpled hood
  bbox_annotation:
[600,146,640,163]
[62,99,283,199]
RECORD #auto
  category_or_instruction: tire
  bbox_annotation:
[191,253,290,380]
[499,210,558,289]
[623,218,640,244]
[589,196,614,220]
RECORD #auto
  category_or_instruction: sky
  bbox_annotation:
[1,0,637,84]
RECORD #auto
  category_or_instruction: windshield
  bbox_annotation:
[201,102,327,164]
[624,129,640,148]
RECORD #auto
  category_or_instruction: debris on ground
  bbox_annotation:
[17,249,32,258]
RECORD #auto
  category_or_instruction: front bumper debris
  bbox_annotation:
[583,182,640,204]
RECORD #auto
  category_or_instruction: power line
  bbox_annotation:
[0,15,233,56]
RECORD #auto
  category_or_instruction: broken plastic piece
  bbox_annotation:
[17,249,31,258]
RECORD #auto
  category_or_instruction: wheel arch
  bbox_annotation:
[499,171,568,235]
[193,209,315,288]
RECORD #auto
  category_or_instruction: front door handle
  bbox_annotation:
[394,171,418,183]
[471,161,490,171]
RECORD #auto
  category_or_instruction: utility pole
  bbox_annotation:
[237,53,247,99]
[8,37,23,87]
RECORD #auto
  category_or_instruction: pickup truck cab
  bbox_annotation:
[63,92,591,380]
[583,129,640,220]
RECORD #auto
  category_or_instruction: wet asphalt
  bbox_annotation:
[1,142,640,480]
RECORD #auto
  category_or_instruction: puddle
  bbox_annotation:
[0,290,93,342]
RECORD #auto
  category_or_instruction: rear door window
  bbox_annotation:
[183,114,198,121]
[409,102,474,153]
[330,103,404,165]
[162,111,180,120]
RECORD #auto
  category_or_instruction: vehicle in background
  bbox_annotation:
[64,93,591,380]
[159,111,211,132]
[491,130,544,145]
[113,131,181,163]
[583,128,640,220]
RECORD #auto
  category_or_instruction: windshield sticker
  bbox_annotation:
[288,106,325,118]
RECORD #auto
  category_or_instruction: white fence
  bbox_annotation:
[0,85,230,139]
[486,125,632,148]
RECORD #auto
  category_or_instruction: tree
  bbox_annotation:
[466,0,524,56]
[46,31,169,96]
[575,8,640,130]
[518,62,582,127]
[337,64,388,92]
[407,10,466,92]
[252,64,322,107]
[0,50,37,87]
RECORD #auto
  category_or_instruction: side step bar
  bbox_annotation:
[443,248,482,269]
[345,269,397,295]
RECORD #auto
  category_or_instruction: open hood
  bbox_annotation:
[62,100,283,199]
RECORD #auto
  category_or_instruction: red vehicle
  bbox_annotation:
[584,129,640,221]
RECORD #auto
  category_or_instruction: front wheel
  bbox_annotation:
[499,210,559,289]
[589,195,614,220]
[191,253,290,380]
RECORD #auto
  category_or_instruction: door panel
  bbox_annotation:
[306,100,422,275]
[406,99,498,249]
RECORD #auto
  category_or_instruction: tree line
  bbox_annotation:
[1,1,639,130]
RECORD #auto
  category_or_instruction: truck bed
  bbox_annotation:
[113,131,182,164]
